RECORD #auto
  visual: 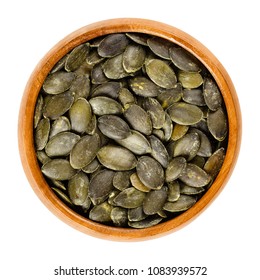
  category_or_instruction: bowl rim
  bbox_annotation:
[18,18,242,241]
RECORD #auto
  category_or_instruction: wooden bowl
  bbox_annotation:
[18,18,241,241]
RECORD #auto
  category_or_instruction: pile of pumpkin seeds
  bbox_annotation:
[34,32,228,228]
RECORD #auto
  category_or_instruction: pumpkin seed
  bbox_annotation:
[42,159,76,180]
[89,169,115,205]
[146,59,177,89]
[43,71,75,94]
[167,102,203,125]
[169,47,201,72]
[91,81,121,99]
[163,195,196,212]
[182,88,206,106]
[178,71,203,89]
[171,124,189,141]
[35,118,50,150]
[136,156,164,190]
[130,173,151,192]
[190,128,212,157]
[91,63,109,84]
[129,76,160,97]
[89,96,123,115]
[128,206,147,222]
[180,184,205,195]
[98,33,129,57]
[207,107,228,141]
[52,187,73,206]
[204,147,225,179]
[179,163,211,187]
[97,145,137,171]
[148,135,169,168]
[113,171,132,191]
[34,94,44,128]
[89,201,113,223]
[147,37,173,59]
[167,181,180,202]
[45,132,80,157]
[69,75,91,100]
[97,115,131,140]
[65,43,90,72]
[82,158,100,174]
[123,44,146,73]
[111,207,128,227]
[165,157,187,182]
[157,83,182,109]
[128,216,163,228]
[124,104,152,135]
[126,32,149,46]
[36,150,51,165]
[118,88,136,108]
[70,134,100,169]
[203,77,222,111]
[103,54,129,79]
[143,187,168,215]
[113,187,146,209]
[49,116,71,138]
[68,172,89,206]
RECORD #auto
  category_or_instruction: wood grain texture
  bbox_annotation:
[18,18,242,241]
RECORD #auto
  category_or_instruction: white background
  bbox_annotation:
[1,0,259,279]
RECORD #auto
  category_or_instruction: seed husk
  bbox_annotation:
[70,133,100,169]
[89,96,123,115]
[146,59,177,89]
[123,104,152,135]
[35,118,50,150]
[143,187,168,215]
[45,132,80,157]
[65,43,90,72]
[89,202,113,223]
[89,169,115,205]
[167,102,203,125]
[123,44,146,73]
[207,107,228,141]
[43,91,74,120]
[178,71,203,89]
[69,98,93,134]
[203,77,222,111]
[129,76,160,97]
[165,157,187,182]
[42,159,76,181]
[163,195,196,212]
[169,47,201,72]
[43,71,75,94]
[68,172,89,206]
[115,130,152,155]
[136,156,164,190]
[97,145,137,171]
[113,187,146,209]
[179,163,211,187]
[98,33,129,57]
[97,115,131,140]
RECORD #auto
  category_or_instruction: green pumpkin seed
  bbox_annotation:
[129,76,160,97]
[103,54,129,79]
[126,32,149,46]
[204,147,225,179]
[36,150,51,165]
[203,77,222,111]
[169,47,201,72]
[178,71,203,89]
[207,107,228,141]
[146,59,177,89]
[65,43,90,72]
[97,115,131,140]
[69,98,93,133]
[82,158,100,174]
[98,33,129,57]
[89,201,113,223]
[43,71,75,94]
[165,157,187,182]
[143,187,168,215]
[130,173,151,192]
[51,179,66,191]
[157,83,182,109]
[89,169,115,205]
[50,55,67,73]
[69,75,90,100]
[182,88,206,106]
[190,128,212,157]
[43,91,74,120]
[180,184,205,195]
[52,187,73,206]
[116,130,151,155]
[173,132,200,160]
[147,37,172,59]
[113,171,132,191]
[123,44,146,73]
[179,163,211,187]
[136,156,164,190]
[113,187,146,209]
[148,135,169,168]
[86,49,104,65]
[118,88,136,108]
[97,145,137,171]
[171,123,189,141]
[49,116,71,138]
[124,104,152,135]
[68,172,89,206]
[70,133,100,169]
[91,81,121,99]
[91,63,109,84]
[89,96,123,115]
[167,181,180,202]
[167,102,203,125]
[128,206,147,222]
[163,195,196,212]
[45,132,80,157]
[35,118,50,150]
[111,207,128,227]
[42,159,76,180]
[128,215,163,228]
[34,94,44,128]
[162,113,173,142]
